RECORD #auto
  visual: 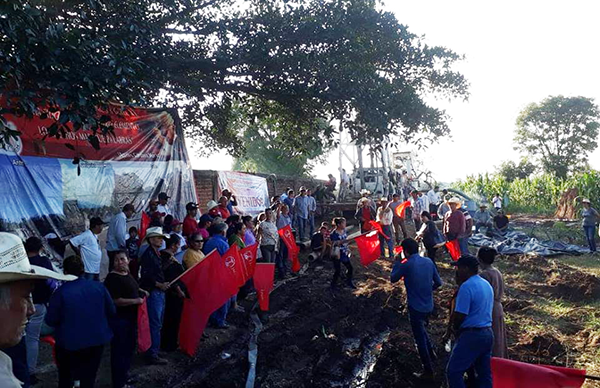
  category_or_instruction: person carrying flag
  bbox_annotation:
[390,238,442,381]
[376,198,394,260]
[330,217,355,290]
[389,193,408,244]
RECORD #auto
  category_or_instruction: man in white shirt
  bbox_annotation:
[419,192,430,218]
[157,192,171,216]
[69,217,105,281]
[427,186,441,215]
[492,194,502,211]
[377,198,394,259]
[307,189,317,237]
[106,204,135,271]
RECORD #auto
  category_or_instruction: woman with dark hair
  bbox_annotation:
[197,214,212,240]
[104,251,147,388]
[46,256,115,388]
[416,211,443,261]
[160,235,188,351]
[478,246,508,358]
[162,215,174,234]
[242,216,256,246]
[228,221,246,249]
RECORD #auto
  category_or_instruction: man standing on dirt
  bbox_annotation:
[447,255,494,388]
[377,198,394,260]
[390,238,442,380]
[389,194,408,244]
[410,190,425,233]
[443,198,466,244]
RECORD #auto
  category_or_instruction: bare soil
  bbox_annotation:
[34,224,600,387]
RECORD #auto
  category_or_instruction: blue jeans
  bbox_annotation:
[408,307,434,372]
[380,225,394,258]
[276,243,289,276]
[146,290,166,358]
[447,328,493,388]
[309,213,315,237]
[458,237,470,255]
[584,225,596,252]
[25,303,46,374]
[210,297,231,327]
[110,316,136,388]
[297,217,308,241]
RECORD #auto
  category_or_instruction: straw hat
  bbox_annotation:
[144,227,168,242]
[0,233,76,284]
[448,197,462,205]
[359,189,371,196]
[206,200,218,210]
[582,198,591,204]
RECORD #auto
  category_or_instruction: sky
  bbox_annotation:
[187,0,600,183]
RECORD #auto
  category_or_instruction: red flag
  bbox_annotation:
[446,239,461,261]
[491,357,585,388]
[178,250,237,356]
[368,220,390,240]
[393,245,403,256]
[138,211,150,246]
[355,230,380,267]
[239,243,258,280]
[394,200,412,218]
[222,245,247,288]
[278,225,301,272]
[253,263,275,311]
[137,298,151,353]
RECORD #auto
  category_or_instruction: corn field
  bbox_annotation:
[454,170,600,215]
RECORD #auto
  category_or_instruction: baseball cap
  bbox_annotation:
[89,217,106,228]
[186,202,199,211]
[158,192,170,200]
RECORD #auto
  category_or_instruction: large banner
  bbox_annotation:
[0,104,197,244]
[217,171,270,215]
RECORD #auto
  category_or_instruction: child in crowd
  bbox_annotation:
[329,217,355,289]
[310,224,331,262]
[126,227,140,280]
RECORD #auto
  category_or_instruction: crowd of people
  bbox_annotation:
[4,181,596,388]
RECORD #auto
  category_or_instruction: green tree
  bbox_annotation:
[497,158,536,182]
[515,96,600,179]
[0,0,468,155]
[231,102,332,177]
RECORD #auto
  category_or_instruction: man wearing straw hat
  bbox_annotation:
[139,227,170,365]
[0,233,76,386]
[443,197,466,243]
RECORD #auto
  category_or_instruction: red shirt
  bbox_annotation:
[217,206,230,219]
[443,210,466,240]
[182,215,198,237]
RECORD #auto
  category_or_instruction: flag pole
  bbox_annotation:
[168,248,217,287]
[585,375,600,381]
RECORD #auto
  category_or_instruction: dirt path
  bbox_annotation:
[35,243,600,387]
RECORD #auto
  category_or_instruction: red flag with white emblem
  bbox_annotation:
[178,249,237,356]
[278,225,301,272]
[222,244,246,288]
[238,243,258,284]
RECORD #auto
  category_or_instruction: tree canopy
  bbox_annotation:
[0,0,468,156]
[514,96,600,179]
[496,158,536,182]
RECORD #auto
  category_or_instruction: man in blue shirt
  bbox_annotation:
[391,238,442,380]
[203,223,232,328]
[293,187,311,242]
[447,255,494,388]
[107,203,135,271]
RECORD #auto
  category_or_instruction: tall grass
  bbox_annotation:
[454,171,600,215]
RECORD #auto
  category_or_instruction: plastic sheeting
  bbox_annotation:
[0,104,197,246]
[469,231,589,256]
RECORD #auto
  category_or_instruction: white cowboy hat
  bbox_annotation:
[144,227,169,241]
[447,197,462,205]
[0,233,76,284]
[582,198,591,204]
[359,189,371,195]
[206,200,219,210]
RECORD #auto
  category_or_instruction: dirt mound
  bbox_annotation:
[546,267,600,302]
[503,298,532,312]
[514,332,566,362]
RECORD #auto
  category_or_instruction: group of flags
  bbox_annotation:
[136,224,303,357]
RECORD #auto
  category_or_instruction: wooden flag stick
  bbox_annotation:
[167,248,217,288]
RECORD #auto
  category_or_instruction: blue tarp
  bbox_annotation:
[469,230,589,256]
